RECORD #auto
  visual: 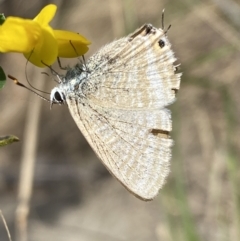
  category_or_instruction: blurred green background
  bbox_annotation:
[0,0,240,240]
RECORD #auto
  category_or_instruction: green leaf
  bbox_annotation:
[0,66,6,89]
[0,135,19,147]
[0,13,5,25]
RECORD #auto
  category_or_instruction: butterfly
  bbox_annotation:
[50,23,181,201]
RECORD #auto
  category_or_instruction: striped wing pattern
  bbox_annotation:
[65,24,181,200]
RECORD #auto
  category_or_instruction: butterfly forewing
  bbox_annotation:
[86,24,180,109]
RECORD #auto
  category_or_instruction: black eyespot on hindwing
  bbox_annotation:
[158,39,165,48]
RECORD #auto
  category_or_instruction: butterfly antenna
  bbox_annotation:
[24,52,51,94]
[162,9,165,30]
[164,24,171,34]
[161,9,171,34]
[8,75,50,102]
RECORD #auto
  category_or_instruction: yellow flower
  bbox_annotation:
[0,4,90,67]
[54,30,90,58]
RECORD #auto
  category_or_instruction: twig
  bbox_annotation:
[0,210,12,241]
[15,68,45,241]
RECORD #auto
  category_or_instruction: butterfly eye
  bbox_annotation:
[54,91,63,102]
[50,87,65,105]
[158,39,165,48]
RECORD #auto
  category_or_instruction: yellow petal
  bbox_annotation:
[24,26,58,67]
[0,17,41,53]
[34,4,57,25]
[54,30,91,58]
